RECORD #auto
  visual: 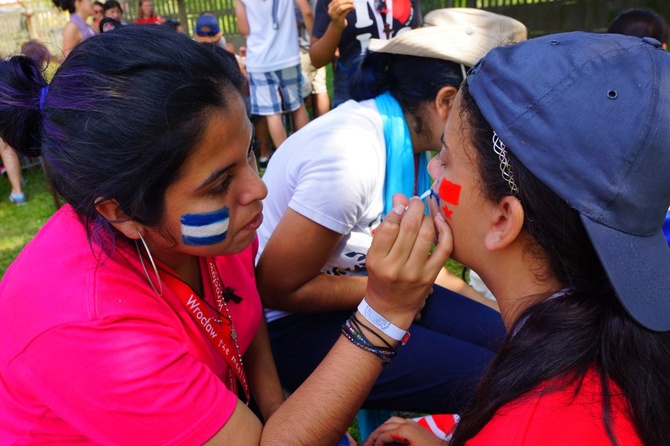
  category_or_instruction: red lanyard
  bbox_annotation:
[157,257,250,404]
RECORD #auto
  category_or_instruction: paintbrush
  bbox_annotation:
[418,189,432,200]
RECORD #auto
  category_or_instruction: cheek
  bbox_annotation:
[180,205,230,246]
[429,178,462,220]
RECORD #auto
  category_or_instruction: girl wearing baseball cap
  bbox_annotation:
[366,32,670,445]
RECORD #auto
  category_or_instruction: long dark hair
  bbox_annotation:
[450,82,670,445]
[52,0,76,13]
[0,25,245,252]
[349,52,463,140]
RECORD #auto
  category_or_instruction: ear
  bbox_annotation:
[95,198,142,240]
[484,196,525,251]
[435,86,459,121]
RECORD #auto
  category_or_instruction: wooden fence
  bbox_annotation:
[1,0,669,58]
[0,0,68,58]
[422,0,670,36]
[125,0,241,46]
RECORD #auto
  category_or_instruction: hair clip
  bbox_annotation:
[492,132,518,194]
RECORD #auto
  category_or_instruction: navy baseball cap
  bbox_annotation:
[468,32,670,331]
[195,14,220,36]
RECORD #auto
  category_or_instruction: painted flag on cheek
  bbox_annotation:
[438,179,461,220]
[180,206,230,246]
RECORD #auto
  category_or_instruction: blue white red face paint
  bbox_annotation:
[429,178,462,220]
[180,205,230,246]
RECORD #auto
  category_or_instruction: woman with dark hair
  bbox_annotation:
[0,25,447,444]
[53,0,95,59]
[365,32,670,445]
[134,0,163,24]
[257,11,526,416]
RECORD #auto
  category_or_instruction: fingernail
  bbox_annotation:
[393,205,405,215]
[437,213,446,221]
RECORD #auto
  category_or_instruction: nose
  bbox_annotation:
[427,154,440,181]
[240,167,267,205]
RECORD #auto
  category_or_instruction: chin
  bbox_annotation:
[221,232,256,255]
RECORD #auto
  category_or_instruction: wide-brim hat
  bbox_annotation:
[367,8,527,67]
[468,32,670,331]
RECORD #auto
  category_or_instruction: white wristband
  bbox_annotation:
[357,298,408,342]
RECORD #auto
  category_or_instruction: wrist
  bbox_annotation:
[341,315,401,368]
[329,19,347,31]
[359,293,418,331]
[357,298,411,343]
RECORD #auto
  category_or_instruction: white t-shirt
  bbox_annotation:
[242,0,300,73]
[258,100,386,322]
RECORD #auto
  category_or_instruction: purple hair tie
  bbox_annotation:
[39,85,49,113]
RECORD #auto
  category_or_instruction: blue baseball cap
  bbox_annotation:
[195,14,220,36]
[468,32,670,331]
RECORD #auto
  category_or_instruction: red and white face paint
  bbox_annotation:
[429,178,462,220]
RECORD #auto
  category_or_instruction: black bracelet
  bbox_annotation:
[351,313,395,349]
[341,317,398,368]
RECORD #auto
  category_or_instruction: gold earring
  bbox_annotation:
[135,231,163,296]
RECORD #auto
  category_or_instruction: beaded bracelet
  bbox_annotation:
[341,317,398,368]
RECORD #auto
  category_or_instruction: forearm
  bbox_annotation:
[243,318,285,422]
[296,0,314,35]
[261,332,384,444]
[234,0,250,37]
[309,24,343,68]
[303,13,314,36]
[260,197,449,445]
[257,209,367,312]
[260,272,367,312]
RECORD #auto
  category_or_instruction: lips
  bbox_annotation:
[245,212,263,231]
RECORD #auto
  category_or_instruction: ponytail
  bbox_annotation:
[0,56,48,157]
[350,52,463,138]
[349,52,393,101]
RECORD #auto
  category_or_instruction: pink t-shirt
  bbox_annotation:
[0,205,262,444]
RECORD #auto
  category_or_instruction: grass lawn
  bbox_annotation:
[0,164,56,278]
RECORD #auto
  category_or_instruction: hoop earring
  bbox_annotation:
[135,231,163,297]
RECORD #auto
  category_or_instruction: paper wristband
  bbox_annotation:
[357,298,408,341]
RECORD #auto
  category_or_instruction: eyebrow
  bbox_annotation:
[195,126,255,192]
[247,127,256,154]
[439,133,450,154]
[195,166,233,192]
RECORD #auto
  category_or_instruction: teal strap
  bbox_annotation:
[375,92,431,216]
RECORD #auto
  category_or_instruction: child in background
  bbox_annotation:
[0,138,25,205]
[92,1,104,32]
[134,0,163,25]
[103,0,127,25]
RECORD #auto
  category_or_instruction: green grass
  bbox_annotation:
[0,165,57,278]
